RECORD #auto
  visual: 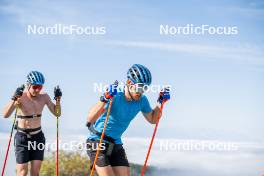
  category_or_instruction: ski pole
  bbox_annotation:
[1,106,18,176]
[89,98,114,176]
[141,101,166,176]
[54,85,62,176]
[55,100,60,176]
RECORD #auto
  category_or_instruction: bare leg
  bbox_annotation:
[113,166,130,176]
[95,165,115,176]
[16,163,28,176]
[30,160,42,176]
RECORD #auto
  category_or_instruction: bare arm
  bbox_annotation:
[2,100,18,118]
[87,101,106,123]
[143,104,162,124]
[45,94,61,117]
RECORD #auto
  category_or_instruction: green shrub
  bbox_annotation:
[40,151,152,176]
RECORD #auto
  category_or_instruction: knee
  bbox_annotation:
[17,167,28,176]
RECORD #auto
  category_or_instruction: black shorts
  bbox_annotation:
[86,139,129,168]
[14,131,46,164]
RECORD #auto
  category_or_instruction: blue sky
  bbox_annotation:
[0,0,263,143]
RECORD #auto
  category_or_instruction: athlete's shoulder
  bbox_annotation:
[39,92,51,99]
[20,92,28,100]
[140,95,151,106]
[140,95,149,101]
[21,92,27,97]
[39,92,48,96]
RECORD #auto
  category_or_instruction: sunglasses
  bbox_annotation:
[31,85,43,90]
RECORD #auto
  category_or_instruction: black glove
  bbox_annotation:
[86,122,92,128]
[54,85,62,100]
[12,85,25,101]
[157,87,171,104]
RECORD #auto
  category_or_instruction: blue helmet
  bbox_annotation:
[27,71,45,85]
[127,64,152,86]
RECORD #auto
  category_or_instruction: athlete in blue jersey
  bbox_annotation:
[86,64,170,176]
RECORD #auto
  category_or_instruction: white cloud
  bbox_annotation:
[106,40,264,66]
